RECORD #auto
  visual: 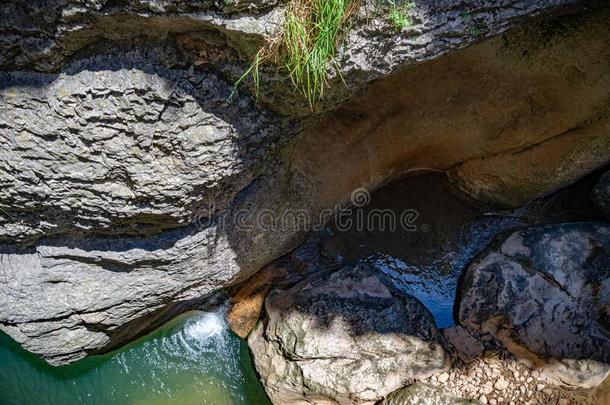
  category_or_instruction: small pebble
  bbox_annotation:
[494,377,509,391]
[479,395,488,404]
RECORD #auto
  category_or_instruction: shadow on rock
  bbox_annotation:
[457,222,610,389]
[248,264,450,404]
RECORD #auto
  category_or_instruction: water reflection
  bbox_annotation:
[330,173,604,328]
[364,212,522,328]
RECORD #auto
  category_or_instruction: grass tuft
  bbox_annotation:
[232,0,360,107]
[387,1,415,31]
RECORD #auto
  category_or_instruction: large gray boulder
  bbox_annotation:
[248,264,449,404]
[458,223,610,389]
[1,0,610,365]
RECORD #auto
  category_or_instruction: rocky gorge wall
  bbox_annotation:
[0,0,609,367]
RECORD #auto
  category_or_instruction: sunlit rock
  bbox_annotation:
[248,264,449,404]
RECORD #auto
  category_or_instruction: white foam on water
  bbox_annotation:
[183,312,225,342]
[157,310,236,368]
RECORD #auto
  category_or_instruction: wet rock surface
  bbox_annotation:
[324,172,606,329]
[248,264,449,404]
[442,326,485,364]
[233,171,609,403]
[458,222,610,389]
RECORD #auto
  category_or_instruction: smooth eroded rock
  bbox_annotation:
[458,223,610,389]
[248,264,449,404]
[448,119,610,208]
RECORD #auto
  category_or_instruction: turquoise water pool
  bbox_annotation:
[0,311,270,405]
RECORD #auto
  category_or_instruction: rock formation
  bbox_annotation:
[1,0,609,364]
[248,264,449,404]
[458,222,610,389]
[226,230,332,338]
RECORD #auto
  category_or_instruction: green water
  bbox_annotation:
[0,311,270,405]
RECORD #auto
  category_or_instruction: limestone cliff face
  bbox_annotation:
[0,0,609,365]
